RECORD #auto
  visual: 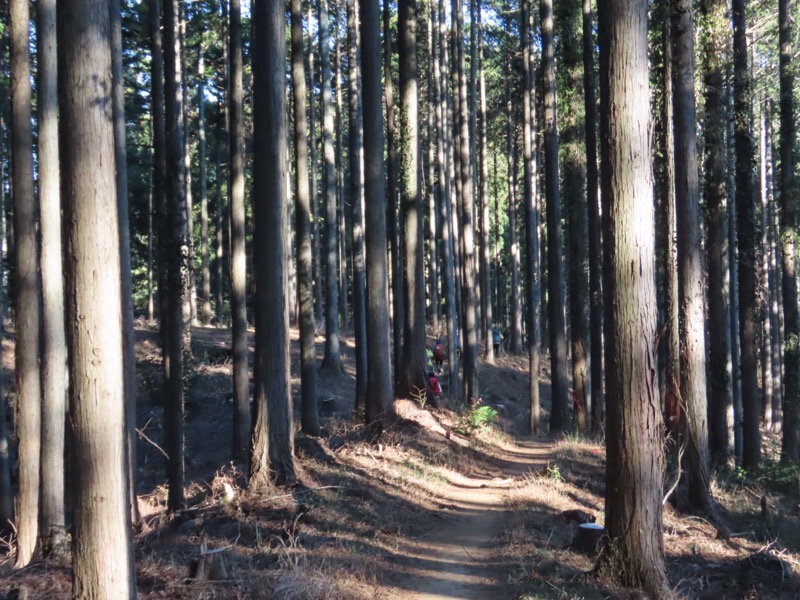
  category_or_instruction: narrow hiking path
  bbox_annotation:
[384,437,552,600]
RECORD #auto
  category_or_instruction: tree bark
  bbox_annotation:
[478,3,493,364]
[250,0,296,488]
[598,0,670,591]
[37,0,67,555]
[560,0,589,431]
[361,0,394,425]
[60,0,137,589]
[672,0,713,511]
[308,6,323,322]
[347,0,369,414]
[507,82,522,355]
[733,0,760,468]
[292,0,320,436]
[229,0,250,462]
[778,0,799,463]
[199,48,213,326]
[163,0,187,511]
[541,0,570,431]
[10,0,41,565]
[700,0,733,464]
[453,0,479,404]
[521,0,541,432]
[583,0,603,431]
[384,0,404,383]
[397,0,427,401]
[320,0,343,372]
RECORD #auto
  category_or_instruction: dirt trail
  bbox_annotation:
[384,438,552,600]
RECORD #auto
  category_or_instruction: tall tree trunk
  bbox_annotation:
[361,0,394,425]
[397,0,427,401]
[560,0,589,431]
[778,0,799,463]
[250,0,296,488]
[765,117,782,433]
[478,3,493,364]
[662,5,681,439]
[0,136,10,531]
[308,6,323,322]
[673,0,713,512]
[733,0,760,468]
[760,103,774,428]
[701,0,733,464]
[507,99,523,355]
[37,0,67,555]
[433,0,458,398]
[347,0,368,414]
[10,0,41,565]
[384,0,403,383]
[426,4,440,334]
[148,126,155,322]
[583,0,603,431]
[598,0,669,591]
[229,0,250,462]
[199,48,213,325]
[320,0,343,372]
[179,3,195,327]
[110,0,139,527]
[163,0,187,511]
[292,0,320,436]
[522,0,541,432]
[334,36,348,330]
[541,0,570,431]
[60,0,136,589]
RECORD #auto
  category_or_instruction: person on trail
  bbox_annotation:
[432,339,446,373]
[492,327,503,354]
[428,372,442,402]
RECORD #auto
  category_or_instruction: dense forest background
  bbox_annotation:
[0,0,798,595]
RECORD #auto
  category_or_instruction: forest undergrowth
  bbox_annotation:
[1,324,800,599]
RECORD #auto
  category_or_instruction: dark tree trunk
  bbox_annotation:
[384,0,403,384]
[426,5,440,334]
[10,0,41,565]
[308,6,323,322]
[163,0,187,511]
[37,0,67,555]
[583,0,603,431]
[347,0,368,414]
[478,3,493,364]
[361,0,394,425]
[397,0,427,401]
[229,0,250,462]
[434,0,459,399]
[250,0,296,488]
[453,0,479,404]
[541,0,570,432]
[733,0,760,468]
[60,0,136,589]
[778,0,799,463]
[672,0,713,511]
[560,0,589,431]
[598,0,670,591]
[320,0,343,372]
[198,48,213,326]
[292,0,320,436]
[700,0,733,464]
[521,0,541,432]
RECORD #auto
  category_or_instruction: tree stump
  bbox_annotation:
[191,549,228,581]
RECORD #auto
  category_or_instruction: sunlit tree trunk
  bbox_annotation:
[199,48,213,326]
[60,0,136,589]
[37,0,67,555]
[598,0,669,590]
[478,3,493,364]
[10,0,41,565]
[229,0,250,461]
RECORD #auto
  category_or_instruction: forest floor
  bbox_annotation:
[2,322,800,599]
